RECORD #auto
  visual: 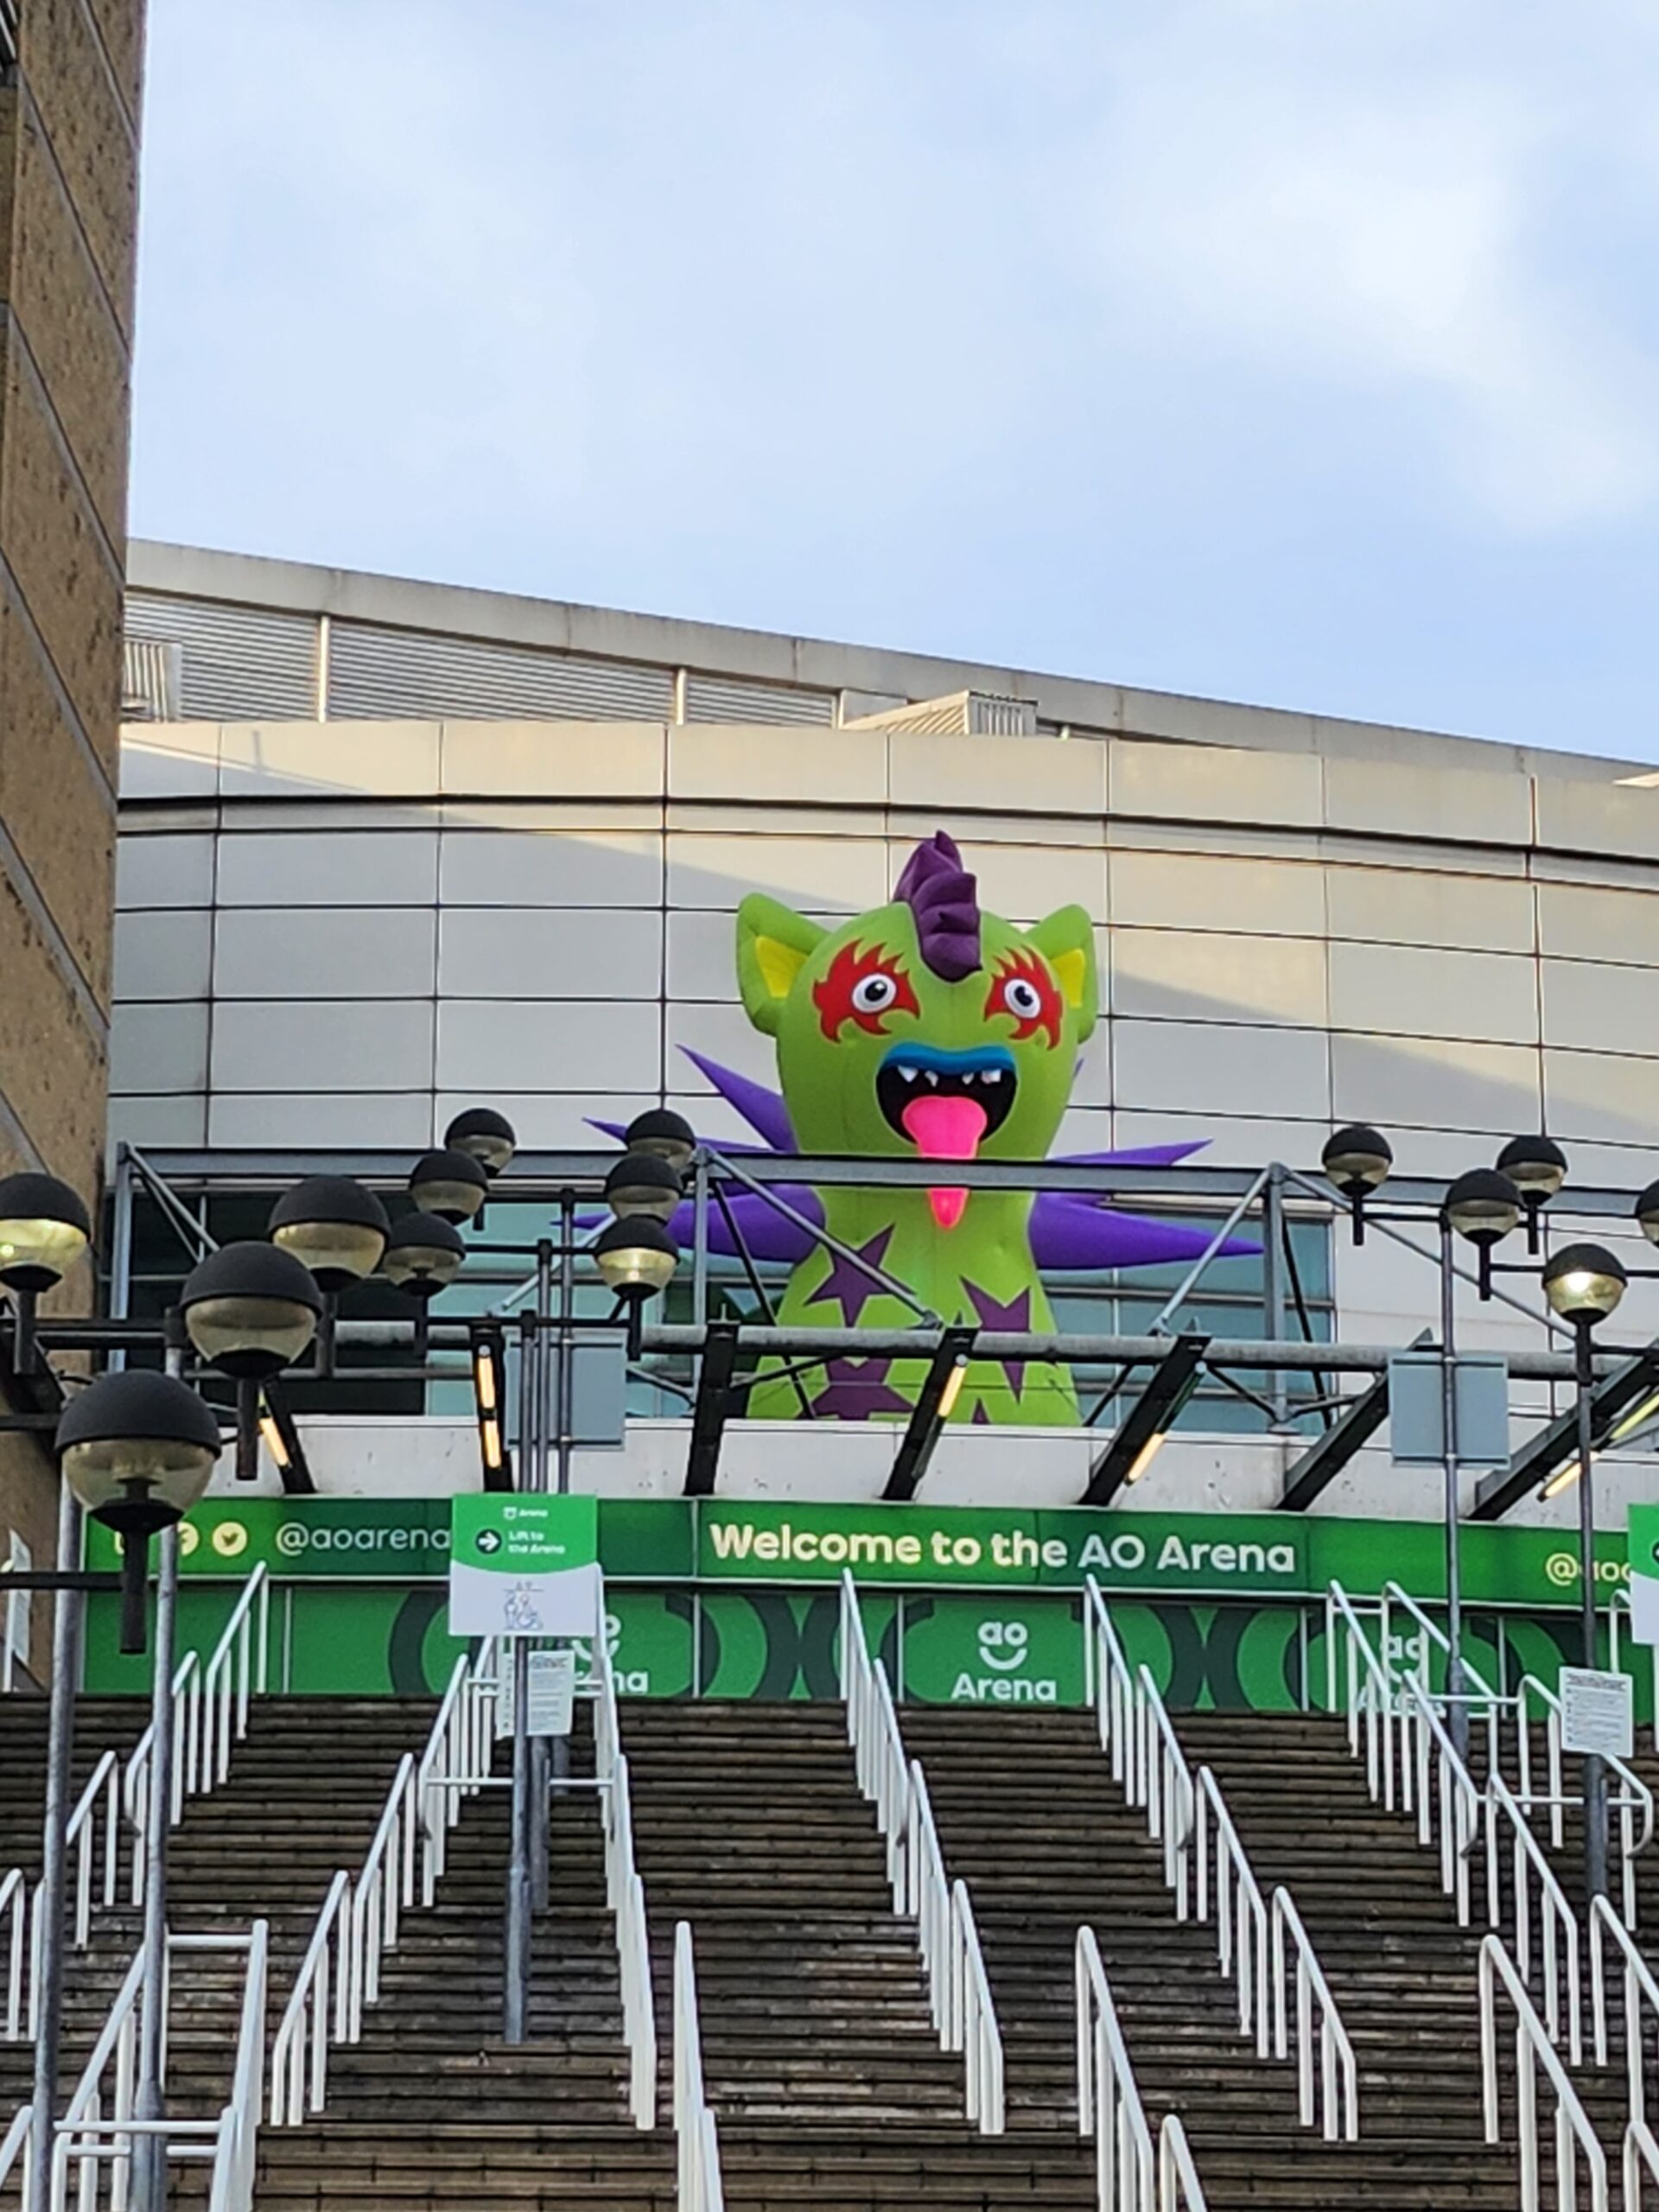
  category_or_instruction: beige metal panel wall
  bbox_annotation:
[111,715,1659,1331]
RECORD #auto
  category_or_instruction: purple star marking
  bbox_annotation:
[810,1357,913,1421]
[964,1282,1034,1403]
[806,1228,897,1326]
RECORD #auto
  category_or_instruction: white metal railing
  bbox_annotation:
[1086,1579,1358,2136]
[416,1637,499,1905]
[125,1566,272,1898]
[1478,1932,1607,2212]
[0,2103,30,2209]
[907,1764,1005,2133]
[1376,1579,1652,1926]
[267,1871,348,2127]
[1326,1581,1586,2056]
[673,1921,724,2212]
[1628,2119,1659,2212]
[1076,1927,1211,2212]
[839,1574,1006,2131]
[1158,2116,1207,2212]
[271,1641,494,2125]
[838,1573,910,1910]
[50,1923,268,2212]
[1590,1893,1659,2134]
[593,1627,658,2129]
[3,1866,25,2042]
[1269,1887,1358,2142]
[1076,1923,1156,2211]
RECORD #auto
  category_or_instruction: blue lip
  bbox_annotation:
[878,1043,1015,1077]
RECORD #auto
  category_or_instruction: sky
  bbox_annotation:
[131,1,1659,757]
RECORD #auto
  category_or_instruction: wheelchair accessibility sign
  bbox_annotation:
[448,1496,600,1638]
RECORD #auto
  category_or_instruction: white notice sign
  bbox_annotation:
[1559,1666,1634,1759]
[525,1648,576,1738]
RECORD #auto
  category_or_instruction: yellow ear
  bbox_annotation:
[1026,906,1098,1039]
[736,894,827,1036]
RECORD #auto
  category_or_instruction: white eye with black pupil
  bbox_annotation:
[1004,979,1042,1018]
[852,974,898,1013]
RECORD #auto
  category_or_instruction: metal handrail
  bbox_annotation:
[268,1871,349,2126]
[1589,1893,1659,2127]
[1478,1933,1606,2212]
[51,1926,268,2212]
[593,1628,658,2129]
[1328,1582,1586,2056]
[1269,1887,1358,2142]
[1076,1924,1156,2212]
[273,1637,506,2124]
[0,2104,30,2207]
[1193,1767,1268,2050]
[416,1640,498,1904]
[2,1867,24,2041]
[673,1921,724,2212]
[1158,2117,1207,2212]
[1512,1669,1652,1923]
[838,1573,909,1910]
[126,1566,271,1877]
[1088,1580,1359,2133]
[346,1755,416,2037]
[1627,2118,1659,2212]
[840,1575,1004,2132]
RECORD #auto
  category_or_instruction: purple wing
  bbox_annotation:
[1031,1193,1260,1270]
[664,1187,822,1264]
[678,1050,798,1154]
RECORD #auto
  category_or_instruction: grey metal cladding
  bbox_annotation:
[125,593,318,720]
[683,672,835,726]
[327,620,675,721]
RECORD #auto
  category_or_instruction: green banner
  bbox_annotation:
[82,1495,1634,1613]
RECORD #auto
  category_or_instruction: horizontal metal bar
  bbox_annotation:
[640,1323,1623,1382]
[0,1573,121,1592]
[109,1147,1659,1215]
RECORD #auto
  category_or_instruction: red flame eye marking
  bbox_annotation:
[813,940,919,1040]
[985,949,1062,1048]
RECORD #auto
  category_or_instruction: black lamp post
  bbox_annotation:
[604,1151,683,1224]
[1541,1241,1628,1904]
[622,1107,696,1176]
[383,1211,467,1362]
[1496,1135,1567,1255]
[593,1217,680,1359]
[1320,1126,1392,1244]
[56,1370,224,1653]
[409,1148,490,1226]
[0,1171,92,1369]
[269,1176,390,1376]
[181,1243,322,1481]
[444,1106,518,1178]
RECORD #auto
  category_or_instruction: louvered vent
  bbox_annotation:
[842,690,1038,737]
[684,673,835,726]
[121,638,181,721]
[327,621,674,721]
[125,594,318,720]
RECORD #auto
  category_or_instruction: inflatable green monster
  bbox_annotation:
[735,831,1097,1424]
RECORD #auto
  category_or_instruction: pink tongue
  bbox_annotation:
[901,1095,988,1231]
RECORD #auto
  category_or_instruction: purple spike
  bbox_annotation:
[1030,1193,1261,1270]
[663,1188,820,1264]
[1050,1141,1210,1168]
[893,831,981,982]
[677,1050,798,1153]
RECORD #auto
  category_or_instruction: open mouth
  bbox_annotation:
[876,1046,1016,1228]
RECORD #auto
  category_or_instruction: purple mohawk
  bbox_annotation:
[893,831,981,982]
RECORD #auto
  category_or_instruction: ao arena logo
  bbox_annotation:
[596,830,1253,1427]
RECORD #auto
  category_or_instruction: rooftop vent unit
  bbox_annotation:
[842,689,1038,738]
[121,638,182,723]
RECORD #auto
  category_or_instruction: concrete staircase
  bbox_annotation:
[257,1700,1102,2211]
[903,1704,1531,2209]
[0,1697,432,2154]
